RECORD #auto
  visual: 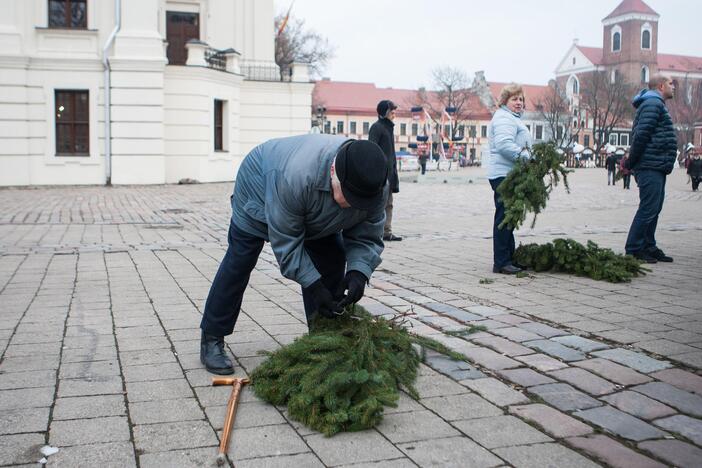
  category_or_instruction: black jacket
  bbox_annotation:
[628,90,678,174]
[605,155,617,171]
[688,158,702,178]
[368,118,399,193]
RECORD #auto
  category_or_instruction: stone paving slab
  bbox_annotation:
[452,415,553,449]
[638,439,702,468]
[548,368,618,396]
[599,391,676,420]
[509,404,593,438]
[653,414,702,445]
[591,349,672,373]
[565,435,667,468]
[397,436,503,468]
[572,358,653,386]
[528,383,602,412]
[573,406,668,442]
[632,382,702,417]
[494,443,601,468]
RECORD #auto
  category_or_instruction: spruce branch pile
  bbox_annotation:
[251,306,473,436]
[514,238,650,283]
[497,143,571,230]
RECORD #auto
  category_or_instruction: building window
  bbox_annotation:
[362,122,369,135]
[641,66,649,84]
[55,90,89,156]
[535,125,543,140]
[568,75,579,95]
[481,125,488,138]
[572,57,576,65]
[350,121,357,135]
[469,125,476,138]
[620,134,629,146]
[336,121,344,134]
[400,123,407,136]
[609,133,619,145]
[214,99,224,151]
[411,123,418,136]
[324,121,331,134]
[573,135,579,143]
[166,12,200,65]
[641,23,652,49]
[444,124,450,135]
[612,30,621,52]
[584,135,590,147]
[611,69,619,83]
[49,0,87,28]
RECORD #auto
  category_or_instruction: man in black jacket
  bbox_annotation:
[624,74,677,263]
[605,153,617,185]
[369,100,402,241]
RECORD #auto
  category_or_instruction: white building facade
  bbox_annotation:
[0,0,313,186]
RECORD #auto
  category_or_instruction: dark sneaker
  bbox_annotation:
[200,332,234,375]
[492,264,522,274]
[649,248,673,262]
[383,234,403,241]
[632,251,658,264]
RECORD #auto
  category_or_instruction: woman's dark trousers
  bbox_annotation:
[200,221,346,336]
[625,170,666,255]
[489,177,515,269]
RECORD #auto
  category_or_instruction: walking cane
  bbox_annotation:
[212,377,250,466]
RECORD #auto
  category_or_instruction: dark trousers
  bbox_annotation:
[692,176,701,191]
[489,177,515,269]
[200,220,346,336]
[625,170,666,255]
[622,174,631,189]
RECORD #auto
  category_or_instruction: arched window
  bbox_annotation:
[641,66,649,84]
[568,75,579,95]
[613,32,621,51]
[641,23,652,50]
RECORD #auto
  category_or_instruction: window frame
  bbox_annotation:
[349,121,357,135]
[611,26,622,52]
[214,99,225,152]
[55,89,90,157]
[48,0,88,29]
[641,23,652,50]
[362,122,369,135]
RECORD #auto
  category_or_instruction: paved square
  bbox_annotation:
[1,169,700,466]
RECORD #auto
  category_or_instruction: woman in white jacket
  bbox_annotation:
[487,84,532,274]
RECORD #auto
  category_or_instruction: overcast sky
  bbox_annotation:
[275,0,700,89]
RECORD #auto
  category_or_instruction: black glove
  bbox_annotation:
[337,270,368,308]
[308,280,341,318]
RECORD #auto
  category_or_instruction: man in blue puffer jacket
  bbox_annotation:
[624,74,677,263]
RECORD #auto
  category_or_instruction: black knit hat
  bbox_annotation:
[335,140,388,211]
[376,100,398,118]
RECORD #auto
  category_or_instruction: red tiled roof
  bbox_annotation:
[312,80,492,119]
[658,53,702,73]
[572,46,702,73]
[576,46,604,65]
[487,82,552,109]
[604,0,657,20]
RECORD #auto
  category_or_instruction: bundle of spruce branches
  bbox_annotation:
[513,238,650,282]
[497,143,571,230]
[251,306,472,436]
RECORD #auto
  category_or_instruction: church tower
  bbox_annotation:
[601,0,659,86]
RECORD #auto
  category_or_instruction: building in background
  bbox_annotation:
[0,0,313,186]
[555,0,702,153]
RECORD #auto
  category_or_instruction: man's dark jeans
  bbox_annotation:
[200,220,346,337]
[625,169,666,255]
[489,177,515,269]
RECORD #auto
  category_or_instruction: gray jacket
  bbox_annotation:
[231,134,387,288]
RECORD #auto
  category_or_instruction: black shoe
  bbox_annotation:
[632,251,658,264]
[383,234,403,241]
[492,264,522,274]
[200,332,234,375]
[648,248,673,263]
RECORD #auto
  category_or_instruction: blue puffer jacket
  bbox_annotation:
[629,90,677,174]
[486,106,533,179]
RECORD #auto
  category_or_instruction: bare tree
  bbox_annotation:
[414,66,475,140]
[668,74,702,154]
[275,14,334,80]
[533,80,581,148]
[579,70,635,154]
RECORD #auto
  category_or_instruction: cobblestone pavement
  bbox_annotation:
[1,168,700,467]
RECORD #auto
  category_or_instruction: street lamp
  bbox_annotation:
[315,105,327,133]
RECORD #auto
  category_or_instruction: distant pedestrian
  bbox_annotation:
[624,74,677,263]
[688,153,702,191]
[619,154,632,189]
[369,100,402,241]
[486,83,532,275]
[606,153,617,185]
